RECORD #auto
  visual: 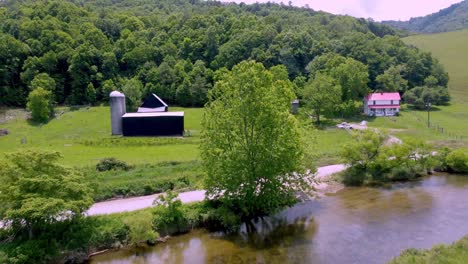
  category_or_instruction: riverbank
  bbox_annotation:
[90,173,468,264]
[390,235,468,263]
[86,164,347,216]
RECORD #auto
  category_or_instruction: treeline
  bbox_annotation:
[0,0,448,109]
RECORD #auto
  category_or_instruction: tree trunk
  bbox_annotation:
[28,224,33,239]
[316,109,320,125]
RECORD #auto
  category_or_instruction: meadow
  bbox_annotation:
[0,105,351,200]
[392,30,468,146]
[0,107,202,166]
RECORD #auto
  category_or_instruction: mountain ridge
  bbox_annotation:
[382,0,468,33]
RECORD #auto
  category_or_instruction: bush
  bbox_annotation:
[446,149,468,173]
[124,212,158,245]
[96,158,131,171]
[340,130,435,186]
[26,87,53,123]
[152,191,188,235]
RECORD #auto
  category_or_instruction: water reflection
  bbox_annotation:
[91,174,468,264]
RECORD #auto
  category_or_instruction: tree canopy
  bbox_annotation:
[201,61,308,220]
[0,0,448,108]
[0,150,93,239]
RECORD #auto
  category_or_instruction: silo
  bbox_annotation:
[110,91,126,135]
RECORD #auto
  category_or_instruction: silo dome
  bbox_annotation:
[110,91,125,97]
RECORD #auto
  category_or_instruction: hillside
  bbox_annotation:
[383,0,468,33]
[0,0,444,109]
[402,30,468,141]
[404,30,468,103]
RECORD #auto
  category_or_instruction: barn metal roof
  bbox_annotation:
[122,112,184,118]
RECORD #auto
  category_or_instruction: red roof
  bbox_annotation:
[365,92,401,101]
[369,105,401,109]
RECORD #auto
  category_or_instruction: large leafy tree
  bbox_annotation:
[0,150,93,239]
[303,73,342,124]
[201,61,308,220]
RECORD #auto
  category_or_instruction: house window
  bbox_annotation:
[391,100,393,105]
[373,101,376,105]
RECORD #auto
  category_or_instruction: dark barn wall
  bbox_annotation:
[122,116,184,136]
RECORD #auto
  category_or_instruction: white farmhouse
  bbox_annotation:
[363,92,401,116]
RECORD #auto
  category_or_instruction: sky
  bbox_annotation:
[225,0,463,21]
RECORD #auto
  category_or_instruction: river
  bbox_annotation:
[90,173,468,264]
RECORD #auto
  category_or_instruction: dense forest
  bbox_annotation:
[0,0,449,110]
[383,0,468,33]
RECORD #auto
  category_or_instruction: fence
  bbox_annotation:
[409,111,465,142]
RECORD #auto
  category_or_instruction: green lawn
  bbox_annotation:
[364,105,466,148]
[0,105,350,200]
[0,106,202,166]
[398,31,468,146]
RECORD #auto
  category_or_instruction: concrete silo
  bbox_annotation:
[109,91,126,135]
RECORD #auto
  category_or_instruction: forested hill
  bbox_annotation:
[382,0,468,33]
[0,0,448,108]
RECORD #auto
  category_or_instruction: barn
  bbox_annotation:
[122,112,184,136]
[137,93,168,112]
[110,91,184,137]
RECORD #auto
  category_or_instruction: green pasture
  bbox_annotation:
[404,30,468,104]
[398,31,468,146]
[0,106,202,166]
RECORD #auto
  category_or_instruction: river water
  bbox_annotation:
[90,174,468,264]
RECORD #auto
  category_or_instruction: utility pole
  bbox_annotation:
[426,102,431,128]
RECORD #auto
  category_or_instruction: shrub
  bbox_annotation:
[123,212,158,246]
[27,87,53,123]
[96,158,131,171]
[446,149,468,173]
[152,191,188,235]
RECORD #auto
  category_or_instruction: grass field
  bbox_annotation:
[404,30,468,104]
[0,105,351,200]
[0,106,202,166]
[398,30,468,145]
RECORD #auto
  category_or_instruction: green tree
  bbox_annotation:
[403,86,450,109]
[175,78,192,106]
[122,77,143,112]
[26,87,53,122]
[0,150,93,239]
[376,65,408,92]
[86,82,97,104]
[330,58,369,101]
[303,73,342,124]
[30,73,56,93]
[201,61,308,221]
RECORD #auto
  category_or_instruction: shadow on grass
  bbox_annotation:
[26,118,48,127]
[406,105,443,112]
[68,105,92,111]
